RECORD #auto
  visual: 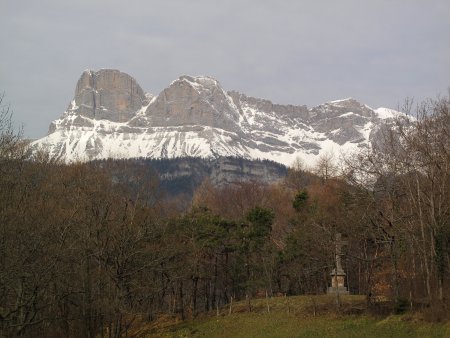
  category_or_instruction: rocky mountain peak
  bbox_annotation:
[71,69,146,122]
[327,97,360,107]
[144,74,241,132]
[311,97,373,120]
[178,75,220,87]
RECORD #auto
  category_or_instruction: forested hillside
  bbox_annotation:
[93,156,287,200]
[0,94,449,337]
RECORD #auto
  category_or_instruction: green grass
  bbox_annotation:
[142,296,450,338]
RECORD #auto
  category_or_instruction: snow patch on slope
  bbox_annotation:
[375,107,400,119]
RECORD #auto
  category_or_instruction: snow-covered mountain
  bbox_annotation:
[31,69,403,166]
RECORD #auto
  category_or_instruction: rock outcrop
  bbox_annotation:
[71,69,146,123]
[141,76,241,132]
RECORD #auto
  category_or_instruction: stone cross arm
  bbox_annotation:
[335,233,348,255]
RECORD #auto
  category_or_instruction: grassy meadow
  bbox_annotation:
[139,295,450,338]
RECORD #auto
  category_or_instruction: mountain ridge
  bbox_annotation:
[31,69,404,166]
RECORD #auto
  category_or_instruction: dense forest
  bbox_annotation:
[0,94,449,337]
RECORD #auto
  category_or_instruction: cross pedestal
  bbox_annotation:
[327,233,349,295]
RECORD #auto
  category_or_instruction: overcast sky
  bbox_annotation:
[1,0,449,138]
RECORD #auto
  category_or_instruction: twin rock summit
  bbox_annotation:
[32,69,401,166]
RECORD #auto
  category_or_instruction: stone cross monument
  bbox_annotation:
[327,233,349,295]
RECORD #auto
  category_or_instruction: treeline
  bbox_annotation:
[92,156,288,198]
[0,94,449,337]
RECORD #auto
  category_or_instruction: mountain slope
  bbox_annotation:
[31,69,404,166]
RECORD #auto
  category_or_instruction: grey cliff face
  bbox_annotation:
[71,69,146,122]
[228,91,309,120]
[209,157,286,186]
[32,69,404,165]
[308,99,375,145]
[143,76,241,133]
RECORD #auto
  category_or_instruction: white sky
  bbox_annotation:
[1,0,449,138]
